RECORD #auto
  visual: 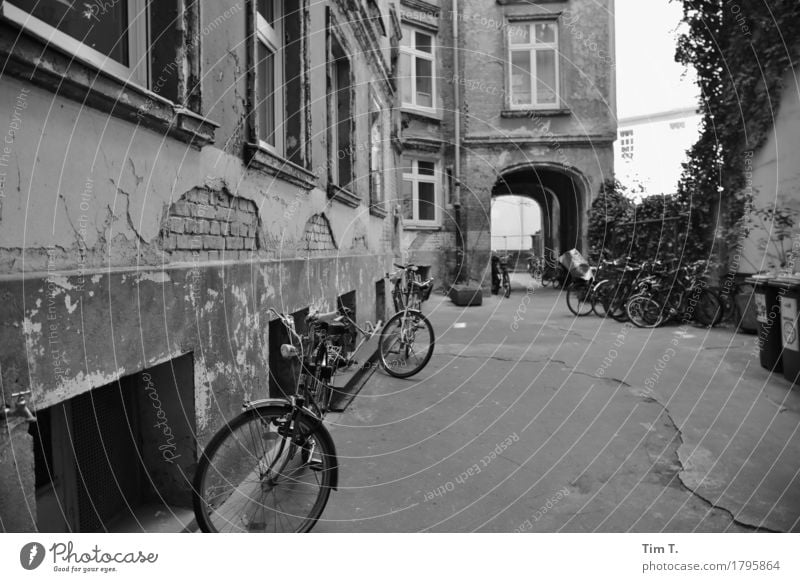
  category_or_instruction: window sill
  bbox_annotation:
[369,202,388,218]
[404,223,441,231]
[328,183,361,208]
[501,108,571,118]
[400,106,443,121]
[0,22,218,148]
[245,143,317,190]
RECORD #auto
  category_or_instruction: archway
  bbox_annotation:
[490,195,543,254]
[492,163,589,258]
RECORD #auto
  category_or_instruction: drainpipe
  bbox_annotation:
[452,0,465,283]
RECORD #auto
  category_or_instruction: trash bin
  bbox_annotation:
[772,278,800,385]
[747,276,783,373]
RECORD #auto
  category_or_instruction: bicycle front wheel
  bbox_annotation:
[379,310,435,378]
[193,405,335,533]
[626,294,664,328]
[503,273,511,298]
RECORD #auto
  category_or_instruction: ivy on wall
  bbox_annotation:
[673,0,800,263]
[588,179,687,264]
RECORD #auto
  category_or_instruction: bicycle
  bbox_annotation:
[192,309,339,533]
[380,264,436,377]
[499,255,511,298]
[388,263,433,312]
[626,262,723,328]
[527,255,543,281]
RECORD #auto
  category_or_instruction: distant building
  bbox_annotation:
[491,196,541,252]
[614,107,702,195]
[396,0,617,287]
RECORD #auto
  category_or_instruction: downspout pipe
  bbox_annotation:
[452,0,465,282]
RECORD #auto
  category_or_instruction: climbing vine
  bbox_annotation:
[673,0,800,263]
[588,179,687,264]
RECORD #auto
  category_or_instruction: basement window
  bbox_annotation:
[31,356,197,532]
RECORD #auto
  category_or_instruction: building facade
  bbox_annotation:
[615,107,702,196]
[397,0,616,285]
[0,0,401,531]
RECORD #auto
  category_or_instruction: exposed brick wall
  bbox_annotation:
[160,188,260,258]
[303,214,337,252]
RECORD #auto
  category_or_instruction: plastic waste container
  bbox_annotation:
[747,276,783,373]
[772,278,800,385]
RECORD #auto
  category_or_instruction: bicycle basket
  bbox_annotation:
[415,278,433,302]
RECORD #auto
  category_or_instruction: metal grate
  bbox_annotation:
[71,382,139,532]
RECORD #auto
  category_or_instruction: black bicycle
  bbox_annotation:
[193,309,339,533]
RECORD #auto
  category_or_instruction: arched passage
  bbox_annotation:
[492,163,589,257]
[490,195,543,252]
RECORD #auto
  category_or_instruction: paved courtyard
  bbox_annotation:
[316,274,800,532]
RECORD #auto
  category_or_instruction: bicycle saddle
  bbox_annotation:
[393,263,418,271]
[306,310,340,325]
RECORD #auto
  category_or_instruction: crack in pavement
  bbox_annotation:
[568,369,632,387]
[552,327,595,342]
[643,394,781,533]
[435,351,566,366]
[437,345,781,531]
[437,352,633,389]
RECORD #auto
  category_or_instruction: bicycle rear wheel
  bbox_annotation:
[591,279,613,317]
[566,282,594,316]
[606,282,632,322]
[503,273,511,298]
[379,310,435,378]
[693,288,724,327]
[193,405,335,533]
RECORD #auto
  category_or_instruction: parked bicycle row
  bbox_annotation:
[193,263,435,533]
[561,252,724,328]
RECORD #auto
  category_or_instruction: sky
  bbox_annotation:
[615,0,700,119]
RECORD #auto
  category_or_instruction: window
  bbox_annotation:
[3,0,149,87]
[255,1,283,153]
[328,34,353,189]
[620,129,634,160]
[508,21,559,108]
[402,158,440,226]
[369,91,387,211]
[247,1,306,169]
[400,26,436,110]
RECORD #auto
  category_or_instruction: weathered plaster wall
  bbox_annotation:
[738,69,800,274]
[0,0,400,531]
[1,255,387,443]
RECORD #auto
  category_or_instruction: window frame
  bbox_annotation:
[369,88,387,214]
[400,24,437,113]
[619,129,634,160]
[255,0,284,154]
[402,157,441,227]
[506,20,560,110]
[327,26,355,198]
[2,1,148,87]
